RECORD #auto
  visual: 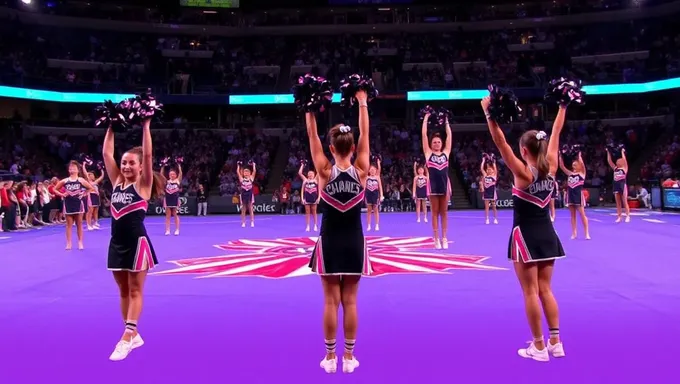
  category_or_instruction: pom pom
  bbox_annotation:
[606,142,625,159]
[174,156,184,164]
[96,161,104,171]
[130,90,164,122]
[487,85,522,124]
[339,74,378,108]
[419,105,451,127]
[562,144,583,158]
[418,105,436,122]
[544,77,585,106]
[482,152,496,163]
[83,155,94,166]
[292,74,333,113]
[94,100,130,132]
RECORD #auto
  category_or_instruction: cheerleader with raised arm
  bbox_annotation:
[364,158,383,231]
[412,162,429,223]
[237,161,256,227]
[421,113,453,249]
[482,89,569,362]
[559,152,590,239]
[480,155,499,224]
[54,161,95,250]
[299,162,320,232]
[83,162,105,230]
[607,147,631,223]
[161,161,182,235]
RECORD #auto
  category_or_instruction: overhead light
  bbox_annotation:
[203,10,217,14]
[21,0,32,5]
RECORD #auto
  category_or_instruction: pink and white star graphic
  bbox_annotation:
[154,236,505,279]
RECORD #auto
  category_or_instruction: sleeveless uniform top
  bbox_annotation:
[108,183,158,272]
[303,179,319,204]
[427,153,449,195]
[365,176,380,205]
[613,167,627,194]
[415,175,428,199]
[509,167,565,262]
[164,180,181,207]
[240,177,254,204]
[566,173,585,206]
[310,165,371,275]
[483,176,497,200]
[89,184,101,207]
[63,178,85,214]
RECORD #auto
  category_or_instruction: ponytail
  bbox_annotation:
[535,139,550,178]
[150,171,167,200]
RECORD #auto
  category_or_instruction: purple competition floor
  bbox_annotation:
[1,208,679,383]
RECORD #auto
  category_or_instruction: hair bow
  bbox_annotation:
[536,131,547,141]
[339,125,351,133]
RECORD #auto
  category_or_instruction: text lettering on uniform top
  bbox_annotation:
[111,192,135,205]
[325,180,362,195]
[529,179,554,195]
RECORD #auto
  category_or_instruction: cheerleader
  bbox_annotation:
[161,163,182,235]
[307,89,371,374]
[480,157,499,224]
[421,113,452,249]
[54,161,95,250]
[83,162,104,230]
[549,180,559,222]
[483,97,568,362]
[607,148,631,223]
[237,161,255,228]
[559,152,590,239]
[412,162,428,223]
[298,162,320,232]
[364,159,383,231]
[103,119,164,361]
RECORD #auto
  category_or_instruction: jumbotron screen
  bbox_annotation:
[179,0,240,8]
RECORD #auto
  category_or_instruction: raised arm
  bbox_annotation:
[443,118,453,157]
[81,162,88,177]
[481,97,531,183]
[412,177,417,199]
[547,106,567,175]
[606,149,616,170]
[480,158,487,177]
[354,90,370,177]
[298,163,307,182]
[558,155,573,176]
[305,113,332,180]
[621,148,628,171]
[102,127,121,184]
[413,162,417,177]
[236,164,243,183]
[94,171,105,185]
[177,163,183,183]
[376,158,382,176]
[492,162,498,176]
[139,120,154,199]
[421,114,432,158]
[577,152,586,175]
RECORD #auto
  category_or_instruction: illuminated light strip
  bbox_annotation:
[2,77,680,104]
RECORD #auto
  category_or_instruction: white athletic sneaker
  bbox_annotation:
[494,219,498,224]
[306,225,310,232]
[165,230,170,236]
[615,217,621,223]
[625,215,630,223]
[366,225,371,232]
[442,238,449,249]
[375,224,380,231]
[87,226,93,231]
[518,341,549,362]
[320,357,337,373]
[174,230,180,236]
[241,223,246,228]
[434,238,442,249]
[342,356,360,373]
[417,218,421,223]
[131,334,145,350]
[486,218,490,225]
[547,341,565,358]
[314,225,318,231]
[424,217,428,223]
[109,340,133,361]
[250,222,254,228]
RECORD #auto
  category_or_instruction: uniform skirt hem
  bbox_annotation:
[303,202,318,205]
[509,255,565,263]
[107,266,157,272]
[482,197,496,201]
[315,272,365,276]
[165,205,178,209]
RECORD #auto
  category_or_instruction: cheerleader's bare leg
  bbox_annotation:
[430,197,440,248]
[439,197,449,249]
[569,206,577,239]
[320,276,341,372]
[415,198,421,221]
[538,261,565,357]
[577,206,590,239]
[365,205,372,231]
[75,213,84,249]
[240,203,246,227]
[421,200,428,222]
[491,201,498,222]
[340,275,361,373]
[305,204,311,231]
[514,262,547,357]
[248,203,255,227]
[484,200,490,222]
[622,188,631,222]
[374,205,380,231]
[311,204,318,230]
[172,208,180,235]
[65,214,74,250]
[164,207,171,235]
[614,193,623,222]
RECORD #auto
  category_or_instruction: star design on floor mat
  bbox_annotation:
[153,236,505,279]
